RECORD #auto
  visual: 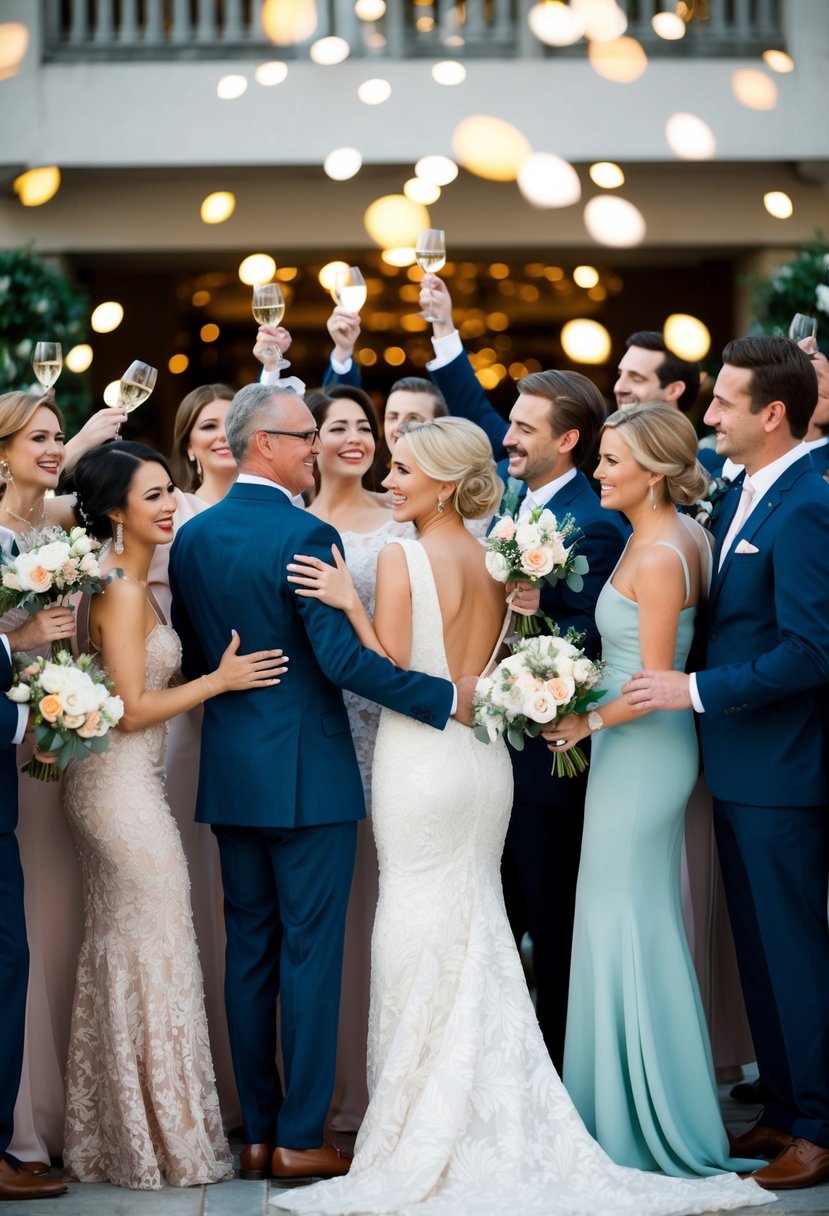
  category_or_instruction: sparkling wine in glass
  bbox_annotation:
[789,313,817,342]
[415,229,447,322]
[118,361,157,413]
[32,341,62,390]
[252,283,290,370]
[334,267,367,313]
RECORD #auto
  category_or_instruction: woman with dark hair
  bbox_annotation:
[62,441,285,1190]
[305,387,413,1135]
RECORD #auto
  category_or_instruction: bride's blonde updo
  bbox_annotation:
[401,417,503,520]
[603,403,709,506]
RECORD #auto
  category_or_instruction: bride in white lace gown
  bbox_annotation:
[63,441,285,1189]
[274,418,769,1216]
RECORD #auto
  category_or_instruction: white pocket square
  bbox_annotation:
[734,540,759,554]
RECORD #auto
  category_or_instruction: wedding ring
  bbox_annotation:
[555,739,566,747]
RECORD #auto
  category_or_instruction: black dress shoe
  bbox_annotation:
[730,1077,762,1103]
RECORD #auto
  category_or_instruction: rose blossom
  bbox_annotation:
[27,541,71,572]
[76,711,101,738]
[572,657,597,685]
[7,683,31,703]
[485,550,510,583]
[527,690,559,723]
[62,712,86,729]
[520,547,555,578]
[15,557,53,594]
[515,523,542,550]
[61,559,80,583]
[546,675,576,704]
[38,693,62,722]
[490,516,517,541]
[79,553,99,575]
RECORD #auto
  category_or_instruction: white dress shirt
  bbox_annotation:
[427,330,464,372]
[518,468,578,520]
[236,472,305,510]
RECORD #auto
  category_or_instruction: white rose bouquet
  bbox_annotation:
[473,630,606,778]
[6,650,124,781]
[0,525,111,659]
[484,507,589,637]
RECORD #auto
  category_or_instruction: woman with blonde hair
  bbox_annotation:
[271,414,767,1216]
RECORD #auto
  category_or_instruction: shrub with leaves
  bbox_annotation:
[750,238,829,348]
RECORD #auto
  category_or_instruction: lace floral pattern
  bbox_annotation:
[271,540,769,1216]
[63,623,232,1190]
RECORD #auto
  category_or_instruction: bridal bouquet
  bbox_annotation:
[0,525,109,658]
[6,650,124,782]
[473,631,606,778]
[484,507,589,637]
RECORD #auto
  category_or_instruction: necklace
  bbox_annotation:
[0,497,49,533]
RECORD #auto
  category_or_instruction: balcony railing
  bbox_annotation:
[42,0,785,63]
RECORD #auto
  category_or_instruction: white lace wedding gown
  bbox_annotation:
[271,539,769,1216]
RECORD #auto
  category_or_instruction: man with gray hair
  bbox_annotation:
[169,384,474,1183]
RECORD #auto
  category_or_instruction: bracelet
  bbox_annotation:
[201,674,215,703]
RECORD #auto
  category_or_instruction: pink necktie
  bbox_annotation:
[718,476,755,570]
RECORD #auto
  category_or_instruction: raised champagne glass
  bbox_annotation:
[116,360,157,433]
[334,267,367,313]
[789,313,817,342]
[415,229,447,323]
[252,282,290,370]
[32,341,63,390]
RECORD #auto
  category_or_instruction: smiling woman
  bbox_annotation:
[168,383,237,504]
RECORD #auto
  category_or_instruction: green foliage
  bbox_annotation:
[0,245,91,431]
[750,238,829,346]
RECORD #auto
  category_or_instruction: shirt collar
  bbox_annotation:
[236,472,293,499]
[523,467,578,510]
[743,443,810,501]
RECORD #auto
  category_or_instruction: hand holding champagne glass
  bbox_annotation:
[415,230,446,323]
[334,267,367,314]
[252,283,290,370]
[32,341,62,390]
[789,313,817,342]
[118,360,157,412]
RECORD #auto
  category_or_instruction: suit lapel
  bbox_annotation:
[710,474,745,579]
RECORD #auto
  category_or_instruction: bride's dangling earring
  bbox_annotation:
[0,458,13,484]
[649,485,657,511]
[114,521,124,555]
[437,498,445,514]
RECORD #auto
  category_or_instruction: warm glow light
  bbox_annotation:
[732,67,778,110]
[168,354,190,374]
[589,161,625,188]
[561,319,612,364]
[364,194,430,248]
[319,261,350,292]
[381,247,417,267]
[665,112,716,160]
[261,0,318,44]
[573,265,600,288]
[355,0,386,18]
[651,11,685,39]
[324,147,362,180]
[200,191,236,224]
[310,35,350,64]
[404,178,441,204]
[255,60,289,86]
[65,344,93,374]
[664,313,711,361]
[384,346,406,366]
[573,0,627,42]
[239,254,277,285]
[527,1,586,46]
[276,266,298,280]
[13,166,61,207]
[90,301,124,334]
[764,191,793,219]
[452,115,531,182]
[103,381,121,408]
[357,77,391,104]
[583,195,646,247]
[517,153,581,208]
[217,74,248,100]
[432,60,466,85]
[192,290,211,306]
[200,324,220,343]
[415,155,458,186]
[0,21,30,79]
[588,36,647,83]
[763,49,794,73]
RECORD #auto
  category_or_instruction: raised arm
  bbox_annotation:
[322,306,363,389]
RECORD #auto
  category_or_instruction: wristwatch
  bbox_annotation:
[587,710,605,733]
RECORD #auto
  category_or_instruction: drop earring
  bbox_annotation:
[649,485,657,511]
[189,452,203,480]
[0,459,13,483]
[114,521,124,555]
[437,498,445,513]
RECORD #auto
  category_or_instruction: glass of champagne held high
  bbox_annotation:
[112,360,157,435]
[789,313,817,342]
[415,230,447,323]
[32,341,63,391]
[334,267,367,314]
[252,282,290,370]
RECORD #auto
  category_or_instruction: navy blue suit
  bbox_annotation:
[698,454,829,1146]
[808,440,829,478]
[322,358,361,392]
[0,642,26,1160]
[426,348,625,1068]
[169,482,454,1149]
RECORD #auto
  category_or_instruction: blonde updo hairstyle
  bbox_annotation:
[0,390,64,498]
[400,416,503,520]
[603,403,709,506]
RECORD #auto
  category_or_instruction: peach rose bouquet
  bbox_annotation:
[473,631,606,778]
[484,507,588,637]
[6,650,124,781]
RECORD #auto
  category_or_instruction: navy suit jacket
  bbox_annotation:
[429,350,509,461]
[322,359,361,391]
[808,441,829,478]
[0,644,20,833]
[698,455,829,806]
[169,483,454,829]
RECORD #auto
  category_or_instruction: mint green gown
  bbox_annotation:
[563,543,760,1179]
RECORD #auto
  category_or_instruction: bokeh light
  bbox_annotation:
[664,313,711,360]
[216,74,247,100]
[357,78,391,104]
[13,166,61,207]
[517,153,581,208]
[239,254,277,284]
[763,191,793,219]
[732,68,778,110]
[200,192,236,224]
[589,161,625,188]
[364,195,430,247]
[90,302,124,334]
[665,112,716,159]
[261,0,318,44]
[65,344,93,374]
[0,21,30,80]
[588,36,648,83]
[310,36,350,64]
[583,195,646,247]
[324,147,362,180]
[527,2,586,46]
[415,155,459,186]
[432,61,467,86]
[255,61,288,86]
[452,116,531,182]
[561,319,612,364]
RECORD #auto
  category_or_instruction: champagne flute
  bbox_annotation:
[789,313,817,342]
[334,267,367,313]
[32,341,62,390]
[415,229,447,323]
[117,360,157,413]
[252,282,290,370]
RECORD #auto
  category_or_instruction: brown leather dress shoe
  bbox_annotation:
[239,1142,274,1180]
[728,1121,792,1159]
[272,1143,352,1180]
[0,1155,67,1200]
[752,1138,829,1189]
[17,1160,51,1176]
